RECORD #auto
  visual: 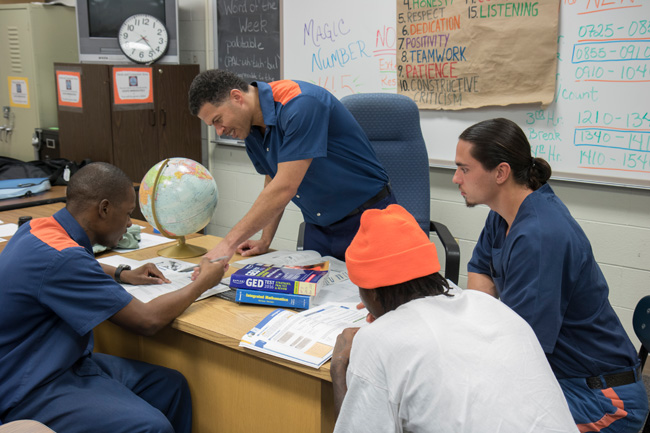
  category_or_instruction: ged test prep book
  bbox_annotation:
[229,262,329,296]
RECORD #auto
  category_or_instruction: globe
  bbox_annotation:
[139,158,218,258]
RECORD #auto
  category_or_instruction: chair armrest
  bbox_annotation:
[296,221,305,251]
[430,220,460,285]
[297,219,461,285]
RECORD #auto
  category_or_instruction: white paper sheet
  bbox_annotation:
[112,233,175,253]
[239,302,367,368]
[0,223,18,237]
[97,256,228,303]
[229,250,325,268]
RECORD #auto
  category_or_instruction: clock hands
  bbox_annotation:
[137,34,155,52]
[119,14,168,64]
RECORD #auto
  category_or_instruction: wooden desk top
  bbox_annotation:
[0,202,66,224]
[123,235,333,382]
[0,185,67,211]
[0,203,333,382]
[0,183,139,212]
[0,202,153,253]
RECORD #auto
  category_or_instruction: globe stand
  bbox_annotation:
[157,236,207,259]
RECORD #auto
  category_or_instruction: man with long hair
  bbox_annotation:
[455,118,648,432]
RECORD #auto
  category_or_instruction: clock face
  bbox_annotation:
[118,14,169,64]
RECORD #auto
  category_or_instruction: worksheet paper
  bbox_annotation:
[239,302,368,368]
[0,223,18,237]
[97,256,229,303]
[112,232,175,253]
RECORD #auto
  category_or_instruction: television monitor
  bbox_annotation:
[76,0,179,64]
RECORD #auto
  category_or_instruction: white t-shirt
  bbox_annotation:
[334,285,578,433]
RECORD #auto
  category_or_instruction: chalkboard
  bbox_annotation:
[282,0,650,189]
[215,0,281,82]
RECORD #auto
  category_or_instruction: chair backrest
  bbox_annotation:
[341,93,430,234]
[633,295,650,369]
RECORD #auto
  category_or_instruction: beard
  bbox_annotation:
[463,197,477,208]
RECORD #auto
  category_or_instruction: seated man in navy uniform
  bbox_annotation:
[454,118,648,432]
[0,162,226,433]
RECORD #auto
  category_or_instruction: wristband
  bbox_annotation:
[115,264,131,284]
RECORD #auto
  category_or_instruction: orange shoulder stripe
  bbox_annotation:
[269,80,302,105]
[576,388,627,432]
[30,217,81,252]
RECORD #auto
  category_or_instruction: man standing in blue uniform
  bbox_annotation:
[0,163,226,433]
[453,118,648,433]
[188,69,395,262]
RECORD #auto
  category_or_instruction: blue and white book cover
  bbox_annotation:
[229,263,329,296]
[235,288,311,309]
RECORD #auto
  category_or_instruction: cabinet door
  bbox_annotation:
[110,65,159,183]
[111,64,201,183]
[154,64,201,164]
[57,63,114,164]
[111,103,159,183]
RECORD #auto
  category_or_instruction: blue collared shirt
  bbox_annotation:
[0,208,132,415]
[245,80,388,226]
[468,184,638,378]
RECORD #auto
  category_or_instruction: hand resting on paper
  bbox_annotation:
[118,263,171,285]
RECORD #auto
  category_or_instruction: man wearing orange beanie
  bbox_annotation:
[331,204,578,433]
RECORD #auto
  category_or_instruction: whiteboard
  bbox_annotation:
[282,1,650,189]
[282,0,397,94]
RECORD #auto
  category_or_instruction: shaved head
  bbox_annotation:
[66,162,133,211]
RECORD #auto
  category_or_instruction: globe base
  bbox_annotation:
[157,238,207,258]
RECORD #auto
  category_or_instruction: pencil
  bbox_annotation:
[178,256,229,273]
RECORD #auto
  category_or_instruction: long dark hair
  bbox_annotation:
[459,118,551,190]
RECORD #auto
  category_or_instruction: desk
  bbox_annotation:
[0,205,336,433]
[0,185,67,212]
[95,235,336,433]
[0,202,65,226]
[0,183,140,213]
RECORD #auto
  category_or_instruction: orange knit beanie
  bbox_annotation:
[345,204,441,289]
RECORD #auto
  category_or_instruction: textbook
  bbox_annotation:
[229,263,329,296]
[235,288,311,309]
[239,302,368,368]
[225,250,362,306]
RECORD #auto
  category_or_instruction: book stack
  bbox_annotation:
[229,262,329,309]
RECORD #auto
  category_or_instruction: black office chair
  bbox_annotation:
[297,93,460,284]
[633,295,650,432]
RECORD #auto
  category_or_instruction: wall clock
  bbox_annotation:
[118,14,169,64]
